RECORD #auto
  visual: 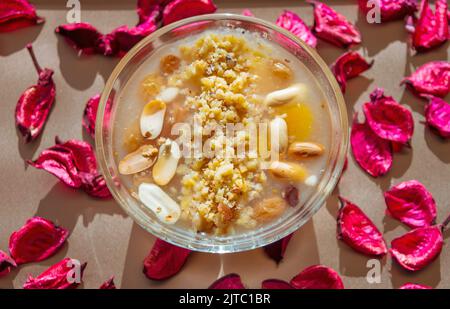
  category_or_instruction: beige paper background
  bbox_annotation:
[0,0,449,289]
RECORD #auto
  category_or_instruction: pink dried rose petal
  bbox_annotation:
[9,217,69,265]
[331,51,373,93]
[242,9,254,17]
[290,265,344,289]
[263,233,293,264]
[55,23,104,55]
[23,258,86,289]
[358,0,417,22]
[276,10,317,48]
[337,197,387,257]
[0,250,17,277]
[423,95,450,138]
[384,180,437,228]
[402,61,450,98]
[209,274,245,289]
[363,88,414,144]
[82,94,100,138]
[0,0,44,32]
[15,44,55,143]
[162,0,217,26]
[143,239,191,280]
[137,0,164,25]
[81,174,112,199]
[261,279,293,289]
[99,277,116,289]
[350,114,393,177]
[308,0,361,48]
[399,283,432,289]
[409,0,448,52]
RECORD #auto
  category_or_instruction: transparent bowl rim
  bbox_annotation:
[96,13,348,253]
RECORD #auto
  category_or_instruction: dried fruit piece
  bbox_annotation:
[23,258,86,289]
[162,0,217,26]
[337,197,387,257]
[276,10,317,48]
[82,94,100,138]
[264,234,293,263]
[399,283,432,289]
[0,250,17,277]
[0,0,44,32]
[358,0,417,22]
[138,183,181,224]
[209,274,245,289]
[288,142,324,158]
[363,88,414,144]
[308,0,361,48]
[242,9,254,17]
[143,239,191,280]
[290,265,344,289]
[15,44,55,143]
[407,0,448,52]
[350,115,393,177]
[9,217,69,265]
[282,185,299,207]
[423,95,450,138]
[384,180,437,228]
[261,279,293,289]
[160,54,181,74]
[253,197,287,223]
[269,161,308,181]
[331,51,373,93]
[401,61,450,98]
[99,277,116,289]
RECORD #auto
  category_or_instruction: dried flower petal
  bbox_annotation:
[55,23,104,55]
[99,277,116,289]
[23,258,86,289]
[390,223,447,271]
[143,239,191,280]
[384,180,437,228]
[331,51,373,93]
[399,283,432,289]
[408,0,448,52]
[162,0,217,26]
[209,274,245,289]
[423,95,450,138]
[350,114,393,177]
[261,279,293,289]
[82,94,100,138]
[358,0,417,22]
[263,234,293,264]
[308,0,361,48]
[290,265,344,289]
[363,88,414,144]
[0,250,17,277]
[276,10,317,48]
[137,0,163,25]
[0,0,44,32]
[337,197,387,257]
[15,44,55,143]
[402,61,450,97]
[242,9,254,17]
[108,20,158,57]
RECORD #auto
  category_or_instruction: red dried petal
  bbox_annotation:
[399,282,432,289]
[108,20,158,57]
[423,95,450,138]
[402,61,450,97]
[390,225,443,271]
[137,0,164,25]
[55,138,97,175]
[81,174,112,199]
[162,0,217,26]
[290,265,344,289]
[0,0,44,32]
[358,0,417,22]
[409,0,448,52]
[308,0,361,48]
[82,94,100,139]
[0,250,17,277]
[9,217,69,265]
[261,279,293,289]
[23,258,86,289]
[143,239,191,280]
[242,9,254,17]
[99,277,116,289]
[337,197,387,257]
[263,234,293,264]
[15,44,55,143]
[363,88,414,144]
[350,114,393,177]
[209,274,245,289]
[384,180,437,228]
[276,10,317,48]
[331,51,373,93]
[55,23,104,56]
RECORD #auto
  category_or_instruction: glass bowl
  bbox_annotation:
[96,13,348,253]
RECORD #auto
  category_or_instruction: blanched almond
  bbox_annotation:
[269,161,308,181]
[264,83,308,106]
[140,99,166,139]
[138,183,181,224]
[288,142,324,158]
[118,144,158,175]
[270,117,288,152]
[152,139,181,186]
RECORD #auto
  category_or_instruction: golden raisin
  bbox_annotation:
[160,54,181,74]
[140,73,164,101]
[253,197,287,223]
[270,59,293,80]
